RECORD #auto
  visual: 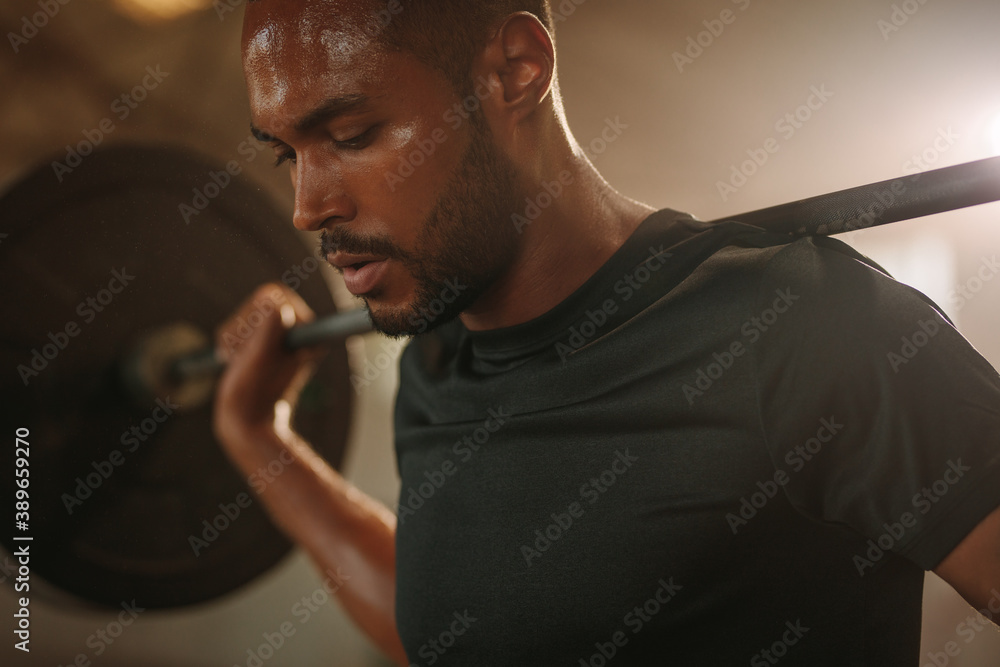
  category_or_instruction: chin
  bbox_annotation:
[361,295,424,339]
[364,307,423,339]
[364,289,466,339]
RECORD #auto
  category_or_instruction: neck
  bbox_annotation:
[459,150,656,332]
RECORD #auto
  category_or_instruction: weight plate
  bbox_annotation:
[0,144,353,608]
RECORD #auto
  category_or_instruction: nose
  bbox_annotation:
[290,153,357,232]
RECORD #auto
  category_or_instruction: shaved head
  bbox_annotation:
[248,0,554,93]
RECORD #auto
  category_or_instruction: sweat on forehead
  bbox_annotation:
[241,0,396,118]
[244,0,556,93]
[242,0,387,61]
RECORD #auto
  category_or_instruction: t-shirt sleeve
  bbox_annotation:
[751,236,1000,571]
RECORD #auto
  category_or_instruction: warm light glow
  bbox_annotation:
[113,0,214,23]
[274,399,293,440]
[992,114,1000,156]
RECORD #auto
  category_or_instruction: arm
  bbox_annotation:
[934,504,1000,625]
[212,283,408,665]
[748,237,1000,625]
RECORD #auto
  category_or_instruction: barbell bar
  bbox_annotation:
[157,154,1000,385]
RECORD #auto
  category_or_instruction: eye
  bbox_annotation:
[334,126,378,150]
[273,149,296,167]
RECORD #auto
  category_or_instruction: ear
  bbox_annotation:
[475,12,555,129]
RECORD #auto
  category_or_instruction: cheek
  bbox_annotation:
[363,120,470,244]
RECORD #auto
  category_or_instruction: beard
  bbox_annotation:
[321,112,523,338]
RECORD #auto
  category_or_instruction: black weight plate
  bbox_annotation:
[0,144,353,608]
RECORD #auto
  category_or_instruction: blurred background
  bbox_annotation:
[2,0,999,664]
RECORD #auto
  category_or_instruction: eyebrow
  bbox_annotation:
[250,94,373,143]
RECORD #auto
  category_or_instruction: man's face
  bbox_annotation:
[242,1,524,337]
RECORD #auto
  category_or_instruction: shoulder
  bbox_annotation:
[660,231,904,333]
[751,235,953,351]
[702,233,897,304]
[760,235,895,298]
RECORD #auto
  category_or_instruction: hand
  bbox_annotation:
[211,286,406,664]
[212,283,327,454]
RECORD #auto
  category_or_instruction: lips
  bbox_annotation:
[328,252,384,269]
[329,252,390,296]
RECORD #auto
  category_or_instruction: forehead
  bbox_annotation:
[241,0,390,121]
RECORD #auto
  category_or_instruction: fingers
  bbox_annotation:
[214,283,313,363]
[212,283,325,439]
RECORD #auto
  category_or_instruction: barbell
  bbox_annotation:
[139,154,1000,391]
[2,144,999,609]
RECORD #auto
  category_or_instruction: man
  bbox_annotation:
[214,1,1000,664]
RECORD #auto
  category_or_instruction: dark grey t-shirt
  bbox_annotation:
[392,209,1000,666]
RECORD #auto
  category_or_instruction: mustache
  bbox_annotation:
[320,228,406,261]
